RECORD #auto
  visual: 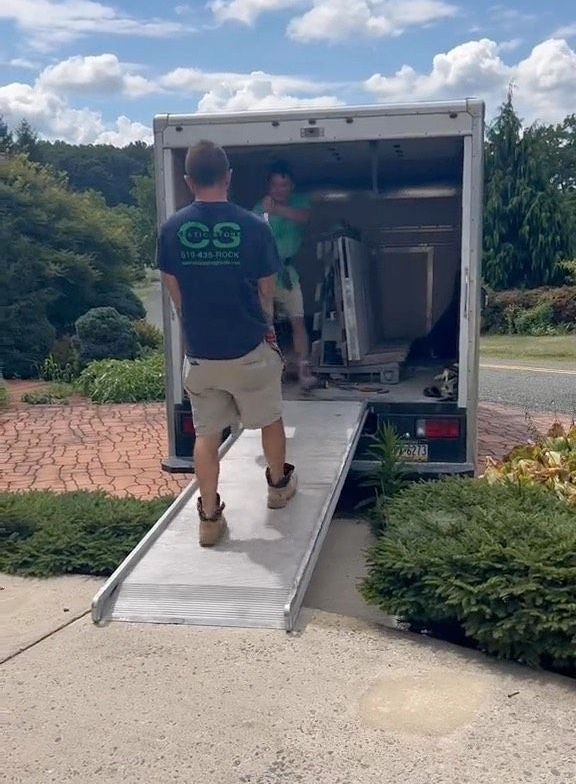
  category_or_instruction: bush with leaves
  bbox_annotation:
[362,479,576,670]
[78,353,165,403]
[0,490,174,577]
[0,385,9,409]
[134,319,163,351]
[39,345,79,383]
[0,155,143,377]
[93,283,145,321]
[484,422,576,506]
[75,307,140,366]
[482,286,576,334]
[358,423,408,535]
[22,383,75,405]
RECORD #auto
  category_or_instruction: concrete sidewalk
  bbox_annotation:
[2,518,575,784]
[3,606,575,784]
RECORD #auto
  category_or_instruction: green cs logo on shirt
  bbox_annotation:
[177,221,241,250]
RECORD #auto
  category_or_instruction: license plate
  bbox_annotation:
[400,443,429,462]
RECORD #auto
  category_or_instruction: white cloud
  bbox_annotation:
[196,75,342,113]
[489,5,536,26]
[8,58,38,69]
[210,0,458,38]
[0,81,152,145]
[553,24,576,39]
[37,54,159,98]
[288,0,458,42]
[498,38,523,53]
[160,67,342,112]
[0,0,192,51]
[210,0,301,26]
[95,116,153,146]
[0,62,340,145]
[160,67,334,95]
[364,37,576,123]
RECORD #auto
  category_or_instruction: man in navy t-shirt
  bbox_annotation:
[158,140,297,547]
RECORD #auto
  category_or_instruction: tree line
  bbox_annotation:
[1,97,575,377]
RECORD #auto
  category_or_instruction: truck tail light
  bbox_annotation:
[180,413,195,435]
[416,418,460,439]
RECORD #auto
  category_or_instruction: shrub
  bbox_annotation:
[482,286,576,334]
[0,386,9,409]
[513,301,556,336]
[484,422,576,506]
[78,353,165,403]
[358,424,408,535]
[560,260,576,285]
[362,479,576,670]
[1,302,56,379]
[75,307,140,367]
[134,319,163,351]
[94,283,146,321]
[22,392,68,406]
[39,348,79,383]
[0,490,174,577]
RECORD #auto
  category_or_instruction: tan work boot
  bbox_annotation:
[197,495,227,547]
[266,464,298,509]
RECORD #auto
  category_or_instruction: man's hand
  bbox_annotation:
[262,195,275,214]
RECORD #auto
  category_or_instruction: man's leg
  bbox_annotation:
[290,316,316,389]
[231,343,297,509]
[184,359,238,545]
[261,418,286,487]
[290,316,310,363]
[194,432,222,519]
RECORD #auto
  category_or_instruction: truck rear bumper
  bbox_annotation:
[351,459,475,477]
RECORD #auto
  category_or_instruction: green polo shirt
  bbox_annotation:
[253,193,311,290]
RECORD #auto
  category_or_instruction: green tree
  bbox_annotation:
[0,155,141,377]
[0,115,13,155]
[483,93,573,290]
[13,119,40,160]
[131,170,157,267]
[36,139,153,206]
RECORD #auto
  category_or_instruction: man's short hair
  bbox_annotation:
[185,141,230,187]
[267,160,294,183]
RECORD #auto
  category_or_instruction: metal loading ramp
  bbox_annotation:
[92,400,367,631]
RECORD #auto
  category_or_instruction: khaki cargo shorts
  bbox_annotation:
[274,282,305,320]
[183,342,283,437]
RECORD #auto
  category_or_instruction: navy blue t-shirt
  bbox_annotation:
[157,201,282,360]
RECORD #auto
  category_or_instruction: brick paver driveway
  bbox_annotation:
[0,382,570,498]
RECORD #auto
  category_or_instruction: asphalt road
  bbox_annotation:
[139,281,575,414]
[480,360,576,415]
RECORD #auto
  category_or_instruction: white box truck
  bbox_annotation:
[154,100,484,477]
[92,100,485,629]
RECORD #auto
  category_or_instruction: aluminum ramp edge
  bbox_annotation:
[283,404,367,630]
[91,431,240,624]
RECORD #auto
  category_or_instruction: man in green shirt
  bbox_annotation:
[253,161,315,389]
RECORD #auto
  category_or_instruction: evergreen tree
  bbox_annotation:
[0,115,13,155]
[483,92,572,289]
[13,119,40,159]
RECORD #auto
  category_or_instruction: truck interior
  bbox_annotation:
[170,137,464,407]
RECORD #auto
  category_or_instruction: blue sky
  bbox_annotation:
[0,0,574,145]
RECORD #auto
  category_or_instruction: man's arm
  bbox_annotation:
[273,203,309,224]
[161,272,182,320]
[258,274,276,340]
[263,196,309,225]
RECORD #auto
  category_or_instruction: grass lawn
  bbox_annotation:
[480,335,576,363]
